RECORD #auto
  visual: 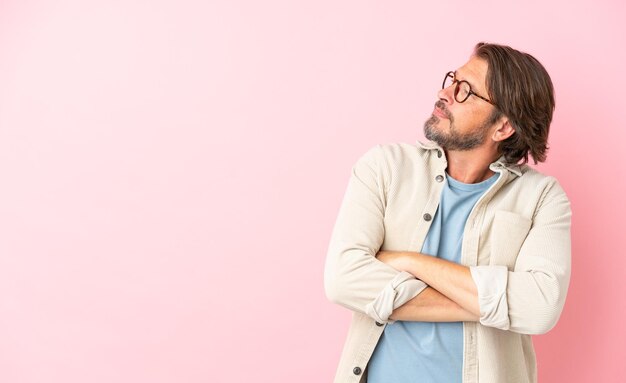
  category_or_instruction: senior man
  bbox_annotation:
[324,42,571,383]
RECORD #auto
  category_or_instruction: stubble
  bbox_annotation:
[423,101,495,151]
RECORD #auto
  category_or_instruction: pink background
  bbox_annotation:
[1,0,624,382]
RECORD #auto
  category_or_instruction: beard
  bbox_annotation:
[424,101,496,151]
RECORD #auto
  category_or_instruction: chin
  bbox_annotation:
[424,116,446,137]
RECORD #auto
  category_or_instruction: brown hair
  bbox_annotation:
[473,42,555,164]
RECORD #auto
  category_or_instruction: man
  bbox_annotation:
[324,42,571,383]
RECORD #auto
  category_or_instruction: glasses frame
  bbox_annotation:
[442,71,496,106]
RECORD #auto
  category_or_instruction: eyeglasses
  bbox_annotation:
[442,71,495,106]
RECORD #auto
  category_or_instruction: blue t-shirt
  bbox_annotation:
[368,171,499,383]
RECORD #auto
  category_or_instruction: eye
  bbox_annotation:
[457,82,470,98]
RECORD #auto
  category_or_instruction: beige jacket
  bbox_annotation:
[324,141,572,383]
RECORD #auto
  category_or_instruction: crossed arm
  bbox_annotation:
[325,146,571,332]
[376,251,480,322]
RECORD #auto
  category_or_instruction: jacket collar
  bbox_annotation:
[416,139,523,177]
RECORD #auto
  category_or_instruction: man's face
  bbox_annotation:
[424,56,500,150]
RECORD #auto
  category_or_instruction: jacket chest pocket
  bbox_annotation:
[489,210,532,270]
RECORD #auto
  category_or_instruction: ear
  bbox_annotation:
[491,118,515,143]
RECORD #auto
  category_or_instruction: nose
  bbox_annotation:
[438,84,454,105]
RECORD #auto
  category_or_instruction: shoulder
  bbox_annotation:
[356,142,432,168]
[516,166,569,196]
[514,165,572,217]
[350,143,431,189]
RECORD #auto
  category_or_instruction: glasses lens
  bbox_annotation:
[455,81,471,103]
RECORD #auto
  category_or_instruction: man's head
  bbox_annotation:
[424,42,555,164]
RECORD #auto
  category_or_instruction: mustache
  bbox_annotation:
[435,100,452,119]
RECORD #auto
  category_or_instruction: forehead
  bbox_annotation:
[455,56,489,92]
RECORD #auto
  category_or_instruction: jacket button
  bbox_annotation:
[375,321,384,326]
[353,367,362,375]
[423,213,432,221]
[435,175,444,182]
[437,150,442,158]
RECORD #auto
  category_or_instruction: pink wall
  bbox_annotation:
[1,0,624,382]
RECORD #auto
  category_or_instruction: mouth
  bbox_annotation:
[432,101,451,120]
[433,106,448,119]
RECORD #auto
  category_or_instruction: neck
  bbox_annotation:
[444,147,500,184]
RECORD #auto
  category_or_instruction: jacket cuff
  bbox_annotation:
[364,271,427,324]
[469,265,510,330]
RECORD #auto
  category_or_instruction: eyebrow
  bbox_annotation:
[453,70,479,92]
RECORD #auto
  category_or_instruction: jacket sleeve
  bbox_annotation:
[324,145,427,323]
[470,179,572,334]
